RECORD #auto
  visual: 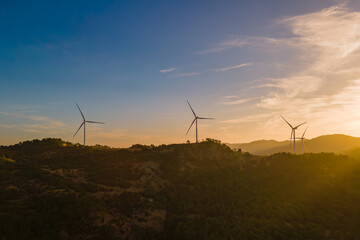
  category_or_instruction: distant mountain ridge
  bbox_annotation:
[227,134,360,155]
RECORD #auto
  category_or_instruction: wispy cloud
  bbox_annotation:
[3,104,47,112]
[160,68,177,73]
[222,113,274,124]
[214,63,253,72]
[170,62,252,78]
[197,39,248,54]
[175,72,200,77]
[0,112,67,132]
[219,97,255,105]
[255,76,323,98]
[213,4,360,140]
[198,36,293,54]
[23,129,41,133]
[221,95,239,99]
[0,124,17,129]
[255,4,360,108]
[0,112,65,127]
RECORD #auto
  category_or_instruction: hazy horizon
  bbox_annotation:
[2,133,360,149]
[2,1,360,147]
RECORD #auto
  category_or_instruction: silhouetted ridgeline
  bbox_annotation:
[1,138,360,239]
[227,134,360,155]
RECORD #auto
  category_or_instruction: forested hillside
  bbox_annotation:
[1,138,360,239]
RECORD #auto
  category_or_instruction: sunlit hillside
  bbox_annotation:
[227,134,360,155]
[1,138,360,239]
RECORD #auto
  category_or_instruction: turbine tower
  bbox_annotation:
[281,116,306,154]
[296,126,308,154]
[74,104,105,146]
[186,100,214,143]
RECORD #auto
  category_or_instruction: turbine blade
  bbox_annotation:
[295,122,307,129]
[186,118,196,135]
[304,140,308,152]
[281,115,293,128]
[76,103,85,121]
[187,100,197,117]
[290,130,293,148]
[73,122,85,137]
[198,117,215,120]
[302,126,308,138]
[86,121,105,124]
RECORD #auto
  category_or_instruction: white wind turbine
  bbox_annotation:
[74,104,105,146]
[281,116,306,154]
[186,100,214,143]
[296,126,308,154]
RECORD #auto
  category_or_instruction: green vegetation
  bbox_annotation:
[1,138,360,239]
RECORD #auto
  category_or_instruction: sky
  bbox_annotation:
[1,0,360,147]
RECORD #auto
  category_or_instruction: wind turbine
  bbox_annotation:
[296,126,308,154]
[74,104,105,146]
[281,116,306,154]
[186,100,214,143]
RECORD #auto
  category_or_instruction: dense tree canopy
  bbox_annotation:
[1,138,360,239]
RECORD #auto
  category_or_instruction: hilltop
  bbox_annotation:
[1,138,360,239]
[227,134,360,155]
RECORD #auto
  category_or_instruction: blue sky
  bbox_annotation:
[1,0,360,146]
